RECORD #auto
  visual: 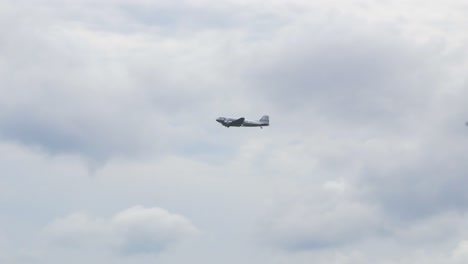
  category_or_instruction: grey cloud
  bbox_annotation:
[242,17,445,126]
[240,9,468,252]
[0,3,233,161]
[257,177,389,251]
[360,137,468,221]
[0,0,294,162]
[7,0,288,36]
[265,202,384,250]
[2,0,468,263]
[259,134,468,251]
[121,4,282,31]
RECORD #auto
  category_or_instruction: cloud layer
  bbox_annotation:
[1,0,468,263]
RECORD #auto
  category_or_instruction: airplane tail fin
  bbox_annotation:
[260,115,269,124]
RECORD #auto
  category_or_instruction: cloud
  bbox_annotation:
[1,0,468,263]
[258,179,386,250]
[360,140,468,221]
[452,240,468,263]
[258,129,468,251]
[0,0,242,161]
[243,18,445,125]
[44,206,200,255]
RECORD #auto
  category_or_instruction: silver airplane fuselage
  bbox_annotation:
[216,115,269,128]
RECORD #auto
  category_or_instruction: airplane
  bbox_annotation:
[216,115,269,129]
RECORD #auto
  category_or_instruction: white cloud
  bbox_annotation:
[452,240,468,262]
[44,206,200,255]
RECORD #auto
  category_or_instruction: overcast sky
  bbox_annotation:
[1,0,468,263]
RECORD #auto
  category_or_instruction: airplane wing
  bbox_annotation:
[228,117,245,127]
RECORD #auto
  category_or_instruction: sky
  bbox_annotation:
[1,0,468,263]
